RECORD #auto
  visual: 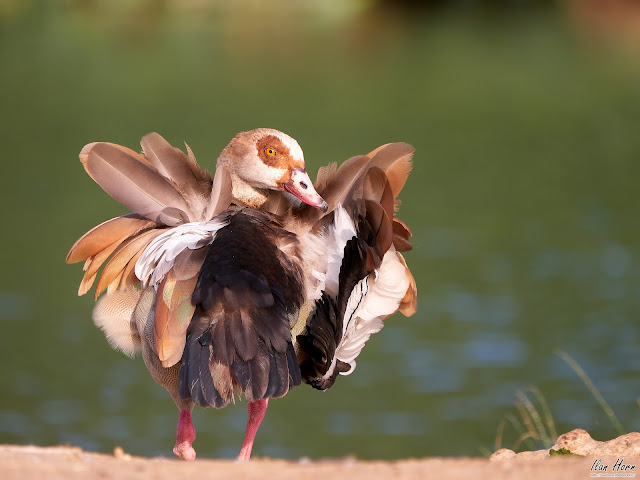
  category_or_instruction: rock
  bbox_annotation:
[553,429,640,457]
[113,446,132,460]
[489,449,516,461]
[491,429,640,461]
[490,448,548,462]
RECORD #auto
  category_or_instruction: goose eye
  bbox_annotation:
[265,148,276,156]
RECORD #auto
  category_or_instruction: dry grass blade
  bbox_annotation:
[494,416,511,452]
[495,388,557,452]
[505,410,537,451]
[516,389,551,446]
[523,386,558,441]
[555,349,626,436]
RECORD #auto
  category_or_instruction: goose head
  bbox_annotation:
[217,128,328,212]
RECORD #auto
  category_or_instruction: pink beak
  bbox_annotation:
[283,167,328,212]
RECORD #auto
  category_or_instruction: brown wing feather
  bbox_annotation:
[184,142,212,185]
[318,154,371,213]
[119,248,145,289]
[66,215,155,264]
[363,167,395,221]
[154,248,209,367]
[141,133,207,186]
[79,142,154,169]
[296,143,415,236]
[94,228,167,299]
[140,133,213,219]
[393,233,413,252]
[364,200,393,260]
[309,143,414,222]
[364,143,391,158]
[154,276,197,367]
[153,276,175,365]
[314,162,337,194]
[204,165,233,220]
[397,252,417,316]
[392,217,413,252]
[78,240,123,296]
[79,271,98,298]
[106,269,125,295]
[369,142,415,173]
[385,152,413,199]
[80,142,193,225]
[119,227,165,289]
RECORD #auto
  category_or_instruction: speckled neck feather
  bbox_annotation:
[228,171,268,209]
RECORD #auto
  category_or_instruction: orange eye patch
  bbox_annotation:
[256,135,303,169]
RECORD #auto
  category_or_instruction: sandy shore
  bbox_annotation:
[1,439,639,480]
[2,429,639,480]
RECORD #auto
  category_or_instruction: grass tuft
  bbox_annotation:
[494,387,557,452]
[494,350,629,454]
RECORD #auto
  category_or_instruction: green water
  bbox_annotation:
[1,3,639,460]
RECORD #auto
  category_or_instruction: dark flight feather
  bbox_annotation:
[392,217,413,252]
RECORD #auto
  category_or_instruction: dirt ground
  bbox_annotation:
[2,430,640,480]
[0,445,599,480]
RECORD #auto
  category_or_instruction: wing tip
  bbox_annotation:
[396,252,417,317]
[79,142,99,165]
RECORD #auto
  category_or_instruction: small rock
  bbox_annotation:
[113,446,131,460]
[489,449,516,461]
[513,450,550,461]
[342,455,357,466]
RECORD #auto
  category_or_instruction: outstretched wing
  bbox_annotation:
[67,134,233,366]
[295,144,418,390]
[66,134,232,299]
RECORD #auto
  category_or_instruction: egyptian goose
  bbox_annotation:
[66,128,417,461]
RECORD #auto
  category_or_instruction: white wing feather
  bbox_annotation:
[135,214,230,288]
[310,205,357,299]
[322,247,410,380]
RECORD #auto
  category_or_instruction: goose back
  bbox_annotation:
[180,208,304,407]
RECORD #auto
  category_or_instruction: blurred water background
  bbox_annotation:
[0,0,639,460]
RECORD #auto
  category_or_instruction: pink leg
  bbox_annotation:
[237,399,269,462]
[173,410,197,461]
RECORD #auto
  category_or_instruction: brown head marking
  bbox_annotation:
[256,135,305,171]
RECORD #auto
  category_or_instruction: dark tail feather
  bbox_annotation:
[286,342,302,388]
[179,210,304,408]
[296,294,339,390]
[179,306,302,408]
[179,313,229,408]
